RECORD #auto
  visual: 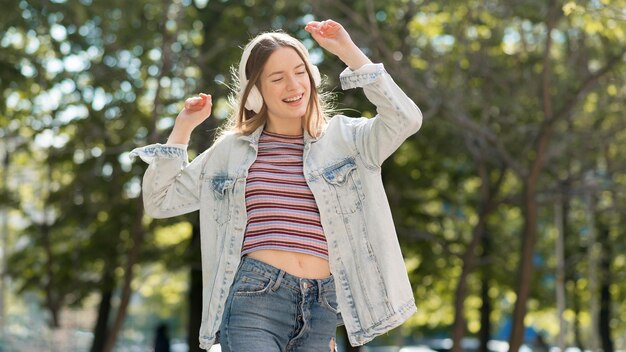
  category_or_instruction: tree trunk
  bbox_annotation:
[42,220,61,328]
[451,216,486,351]
[584,189,600,351]
[508,184,539,350]
[187,223,203,352]
[509,1,558,349]
[452,162,501,351]
[572,287,584,350]
[555,195,566,352]
[102,197,145,352]
[90,280,114,352]
[0,148,9,336]
[42,165,61,329]
[562,184,585,351]
[478,233,491,352]
[598,226,613,352]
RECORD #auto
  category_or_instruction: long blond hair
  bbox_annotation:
[222,32,334,138]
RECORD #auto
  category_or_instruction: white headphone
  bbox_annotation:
[238,33,322,114]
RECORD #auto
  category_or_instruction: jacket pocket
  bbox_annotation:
[209,176,235,225]
[322,158,365,214]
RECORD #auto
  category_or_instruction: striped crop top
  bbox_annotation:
[241,130,329,260]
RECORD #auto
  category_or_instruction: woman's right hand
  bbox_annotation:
[168,93,212,144]
[178,92,212,128]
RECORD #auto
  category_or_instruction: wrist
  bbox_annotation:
[338,43,372,71]
[167,124,193,145]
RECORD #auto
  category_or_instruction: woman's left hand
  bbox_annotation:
[305,19,371,70]
[305,20,353,57]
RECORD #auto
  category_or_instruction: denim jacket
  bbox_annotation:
[130,63,422,348]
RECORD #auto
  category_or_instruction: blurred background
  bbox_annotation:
[0,0,625,351]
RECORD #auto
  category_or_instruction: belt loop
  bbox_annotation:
[317,280,323,303]
[271,270,285,292]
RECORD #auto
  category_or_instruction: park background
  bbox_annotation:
[0,0,625,351]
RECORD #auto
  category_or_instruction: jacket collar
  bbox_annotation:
[237,123,325,145]
[236,124,265,145]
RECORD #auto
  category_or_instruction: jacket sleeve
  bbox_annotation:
[129,143,210,219]
[339,63,422,168]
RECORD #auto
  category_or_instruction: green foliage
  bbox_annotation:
[1,0,625,348]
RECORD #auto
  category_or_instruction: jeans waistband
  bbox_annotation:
[239,256,335,293]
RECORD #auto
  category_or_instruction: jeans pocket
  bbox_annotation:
[233,271,273,296]
[321,288,339,314]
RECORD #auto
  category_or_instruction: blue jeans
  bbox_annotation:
[219,256,339,352]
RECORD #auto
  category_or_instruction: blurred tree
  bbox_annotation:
[2,0,626,351]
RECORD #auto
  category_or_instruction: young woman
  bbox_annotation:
[131,19,422,351]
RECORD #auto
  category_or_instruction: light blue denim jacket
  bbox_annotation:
[130,63,422,348]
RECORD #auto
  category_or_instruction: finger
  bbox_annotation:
[325,21,341,32]
[186,103,203,112]
[305,21,321,32]
[305,22,324,37]
[320,20,340,37]
[305,27,324,42]
[193,94,211,106]
[200,96,212,111]
[318,20,328,35]
[201,93,213,111]
[199,93,212,104]
[185,99,201,110]
[323,19,339,27]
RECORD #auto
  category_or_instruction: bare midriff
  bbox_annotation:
[246,249,331,279]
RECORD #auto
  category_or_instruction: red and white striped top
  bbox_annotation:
[241,131,328,260]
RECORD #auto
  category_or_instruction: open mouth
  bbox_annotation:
[282,93,304,104]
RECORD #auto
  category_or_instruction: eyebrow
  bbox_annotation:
[267,63,306,77]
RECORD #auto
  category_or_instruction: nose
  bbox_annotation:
[285,74,300,90]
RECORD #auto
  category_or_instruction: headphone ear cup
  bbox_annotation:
[310,65,321,87]
[245,85,264,113]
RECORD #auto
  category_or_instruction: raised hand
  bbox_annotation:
[181,92,212,123]
[167,93,212,144]
[304,20,352,57]
[304,19,371,70]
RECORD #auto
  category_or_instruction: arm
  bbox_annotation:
[340,63,422,167]
[129,93,214,218]
[305,20,423,167]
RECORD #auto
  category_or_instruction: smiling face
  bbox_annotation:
[259,47,311,134]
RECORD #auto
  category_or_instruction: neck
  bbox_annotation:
[265,116,304,136]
